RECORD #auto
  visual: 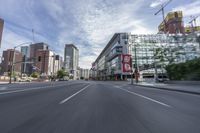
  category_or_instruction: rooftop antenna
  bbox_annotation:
[32,29,35,43]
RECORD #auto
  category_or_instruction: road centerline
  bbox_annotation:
[117,87,171,108]
[59,84,90,104]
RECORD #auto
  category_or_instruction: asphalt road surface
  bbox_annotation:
[0,81,200,133]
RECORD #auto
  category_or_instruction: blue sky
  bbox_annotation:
[0,0,200,68]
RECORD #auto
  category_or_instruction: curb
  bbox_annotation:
[132,84,200,95]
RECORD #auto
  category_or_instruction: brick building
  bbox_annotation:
[1,49,23,75]
[30,42,49,62]
[35,50,58,76]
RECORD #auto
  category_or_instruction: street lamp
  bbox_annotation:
[134,39,139,83]
[129,37,139,84]
[9,42,32,84]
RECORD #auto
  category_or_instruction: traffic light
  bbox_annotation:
[38,56,41,62]
[55,55,59,60]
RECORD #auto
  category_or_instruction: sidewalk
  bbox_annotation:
[0,81,9,85]
[133,82,200,95]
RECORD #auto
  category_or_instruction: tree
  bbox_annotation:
[31,72,40,78]
[57,69,68,79]
[166,58,200,80]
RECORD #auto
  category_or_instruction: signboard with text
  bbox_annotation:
[122,54,132,73]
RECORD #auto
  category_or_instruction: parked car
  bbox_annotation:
[18,77,32,82]
[17,74,32,82]
[157,75,169,82]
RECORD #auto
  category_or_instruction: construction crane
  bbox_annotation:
[154,0,173,33]
[189,16,199,33]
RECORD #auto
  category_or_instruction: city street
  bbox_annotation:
[0,81,200,133]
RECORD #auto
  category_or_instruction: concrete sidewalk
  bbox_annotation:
[0,81,9,85]
[134,82,200,95]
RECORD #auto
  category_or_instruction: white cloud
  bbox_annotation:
[0,28,32,57]
[150,0,169,8]
[172,1,200,17]
[0,0,154,68]
[40,0,152,68]
[172,1,200,26]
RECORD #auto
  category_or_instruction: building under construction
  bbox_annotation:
[158,11,185,34]
[158,10,200,34]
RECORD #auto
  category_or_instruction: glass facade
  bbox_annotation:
[92,33,200,80]
[129,34,200,72]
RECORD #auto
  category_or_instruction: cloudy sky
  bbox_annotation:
[0,0,200,68]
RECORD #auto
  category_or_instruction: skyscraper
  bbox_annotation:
[0,18,4,47]
[29,42,49,74]
[64,44,79,80]
[21,46,30,58]
[30,42,48,60]
[21,46,30,74]
[35,49,55,76]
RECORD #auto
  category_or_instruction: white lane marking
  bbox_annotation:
[117,87,171,108]
[0,87,8,90]
[59,84,90,104]
[0,84,68,95]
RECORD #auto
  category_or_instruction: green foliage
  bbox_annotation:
[8,71,17,77]
[31,72,40,78]
[166,58,200,80]
[57,69,69,79]
[69,75,74,79]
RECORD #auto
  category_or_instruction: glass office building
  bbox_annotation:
[91,33,200,80]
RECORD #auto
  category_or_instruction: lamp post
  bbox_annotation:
[130,37,139,84]
[9,42,32,84]
[134,43,139,83]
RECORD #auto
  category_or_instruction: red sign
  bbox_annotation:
[122,54,132,72]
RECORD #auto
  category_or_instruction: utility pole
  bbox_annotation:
[23,55,27,74]
[32,29,35,43]
[134,44,139,83]
[52,55,55,77]
[130,56,133,85]
[154,0,172,33]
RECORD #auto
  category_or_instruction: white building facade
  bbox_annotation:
[64,44,79,80]
[91,33,200,80]
[80,69,90,79]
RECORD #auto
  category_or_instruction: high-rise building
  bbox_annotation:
[21,46,30,58]
[1,49,23,75]
[30,42,48,60]
[64,44,79,80]
[0,18,4,47]
[35,49,56,76]
[20,46,30,74]
[80,68,90,79]
[158,11,185,34]
[29,42,49,74]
